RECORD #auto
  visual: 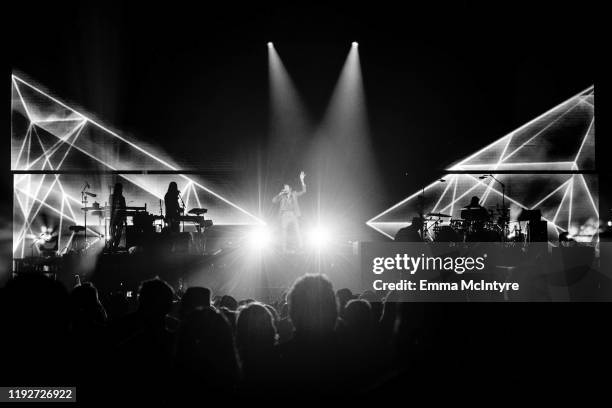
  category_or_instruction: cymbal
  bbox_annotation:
[427,212,451,217]
[187,208,208,215]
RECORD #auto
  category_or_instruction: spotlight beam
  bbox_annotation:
[267,42,310,138]
[312,41,383,240]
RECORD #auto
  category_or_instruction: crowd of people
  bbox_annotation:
[0,270,605,402]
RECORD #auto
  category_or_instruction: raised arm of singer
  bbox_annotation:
[295,171,307,197]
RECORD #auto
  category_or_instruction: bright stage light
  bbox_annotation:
[352,41,358,47]
[267,42,273,48]
[246,226,272,250]
[608,220,612,227]
[307,225,332,248]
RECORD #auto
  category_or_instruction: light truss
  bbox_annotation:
[367,86,597,241]
[11,74,264,256]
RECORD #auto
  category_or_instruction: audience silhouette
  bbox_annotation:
[1,268,588,402]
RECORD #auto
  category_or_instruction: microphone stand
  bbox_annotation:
[417,187,425,240]
[81,182,89,250]
[178,192,186,232]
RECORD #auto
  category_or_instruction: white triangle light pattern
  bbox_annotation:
[367,87,597,241]
[11,75,264,257]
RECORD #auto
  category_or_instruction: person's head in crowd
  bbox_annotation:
[359,290,379,303]
[179,287,211,319]
[359,290,383,321]
[70,282,107,324]
[336,288,354,317]
[220,295,238,311]
[288,274,337,336]
[175,307,240,385]
[238,298,256,308]
[236,302,278,354]
[138,278,175,322]
[343,299,373,334]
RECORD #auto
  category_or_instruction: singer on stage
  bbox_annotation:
[165,181,184,233]
[273,171,306,253]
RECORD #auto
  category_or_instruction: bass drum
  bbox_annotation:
[434,225,461,242]
[450,219,468,242]
[466,225,502,242]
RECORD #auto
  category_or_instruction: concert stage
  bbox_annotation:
[7,38,608,304]
[12,225,362,302]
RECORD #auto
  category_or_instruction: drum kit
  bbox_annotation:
[423,206,514,243]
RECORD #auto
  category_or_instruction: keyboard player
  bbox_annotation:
[109,182,127,251]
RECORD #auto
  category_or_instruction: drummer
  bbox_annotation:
[463,196,497,242]
[465,196,486,211]
[463,196,489,221]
